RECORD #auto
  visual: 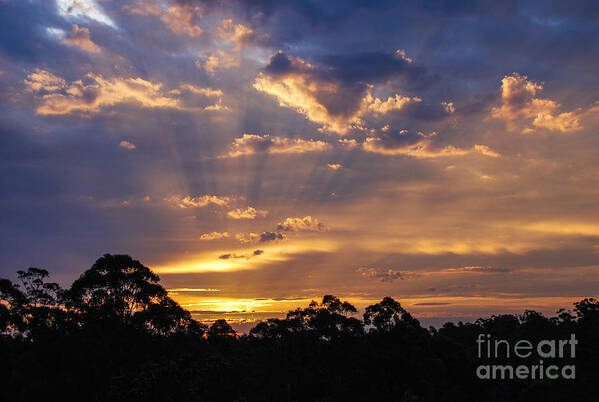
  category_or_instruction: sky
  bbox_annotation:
[1,0,599,330]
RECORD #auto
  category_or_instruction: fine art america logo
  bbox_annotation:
[476,334,577,380]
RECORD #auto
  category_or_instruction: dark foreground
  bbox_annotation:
[1,254,598,402]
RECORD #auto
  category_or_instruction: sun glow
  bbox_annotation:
[153,239,339,274]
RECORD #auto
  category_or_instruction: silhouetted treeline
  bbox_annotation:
[1,254,598,402]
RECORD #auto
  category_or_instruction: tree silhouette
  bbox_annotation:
[286,295,363,339]
[208,319,236,338]
[2,255,599,401]
[0,278,26,333]
[363,296,407,332]
[16,268,61,308]
[66,254,198,335]
[135,295,207,337]
[0,268,67,339]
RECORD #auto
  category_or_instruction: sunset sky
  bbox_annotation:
[2,0,599,330]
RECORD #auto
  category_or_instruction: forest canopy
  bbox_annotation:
[1,254,598,402]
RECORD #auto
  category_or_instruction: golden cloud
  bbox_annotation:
[227,206,268,220]
[119,140,136,150]
[357,267,415,282]
[223,134,331,158]
[197,50,240,73]
[253,53,423,135]
[277,216,326,232]
[365,93,422,115]
[200,232,230,240]
[362,137,501,159]
[126,0,203,37]
[166,195,231,208]
[24,70,225,115]
[235,232,261,243]
[61,24,101,53]
[490,73,596,133]
[217,19,254,49]
[338,138,359,149]
[24,69,66,92]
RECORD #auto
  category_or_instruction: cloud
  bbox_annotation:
[277,216,326,232]
[338,139,359,150]
[363,136,500,159]
[442,266,512,274]
[417,130,438,138]
[60,24,101,53]
[23,69,66,92]
[217,19,254,49]
[259,231,285,242]
[166,195,231,208]
[218,249,264,259]
[473,144,501,158]
[167,288,221,292]
[125,0,203,37]
[254,51,433,135]
[235,232,287,243]
[235,231,285,243]
[171,83,228,110]
[227,206,268,220]
[357,267,415,282]
[197,50,239,73]
[56,0,116,28]
[119,140,136,150]
[24,70,225,115]
[490,73,593,133]
[317,49,428,84]
[235,232,260,243]
[223,134,330,158]
[200,232,230,240]
[366,93,422,115]
[356,129,501,159]
[174,84,223,98]
[442,101,455,114]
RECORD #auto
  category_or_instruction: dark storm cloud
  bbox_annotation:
[238,0,599,105]
[318,52,431,87]
[264,51,292,75]
[266,49,430,87]
[257,49,448,134]
[261,50,369,119]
